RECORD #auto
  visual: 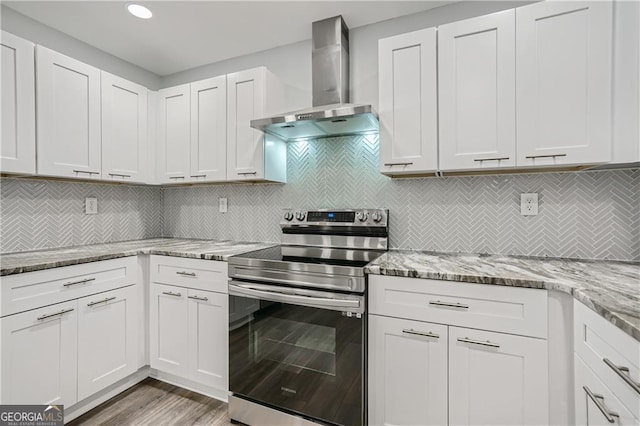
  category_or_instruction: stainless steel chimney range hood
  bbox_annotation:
[250,16,378,142]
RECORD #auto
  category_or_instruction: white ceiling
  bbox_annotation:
[4,1,452,76]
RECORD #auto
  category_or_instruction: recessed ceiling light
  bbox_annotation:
[127,4,152,19]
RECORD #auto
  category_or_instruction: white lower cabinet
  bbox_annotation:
[368,315,448,426]
[448,326,549,426]
[77,285,139,400]
[150,283,189,377]
[1,300,78,405]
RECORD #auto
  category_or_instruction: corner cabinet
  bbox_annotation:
[438,10,516,172]
[101,72,148,183]
[378,28,438,176]
[226,66,286,182]
[1,31,36,174]
[36,46,102,179]
[516,1,613,167]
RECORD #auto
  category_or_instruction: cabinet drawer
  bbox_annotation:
[574,301,640,416]
[1,257,137,317]
[150,255,227,293]
[369,275,547,338]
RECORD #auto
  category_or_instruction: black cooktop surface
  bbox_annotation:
[232,245,385,269]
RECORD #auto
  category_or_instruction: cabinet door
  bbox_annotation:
[1,300,77,405]
[1,31,35,174]
[227,67,266,180]
[187,289,227,389]
[575,355,639,426]
[368,315,448,426]
[150,283,188,377]
[190,76,227,182]
[77,285,138,400]
[439,10,516,171]
[158,84,190,184]
[102,72,148,183]
[449,327,548,425]
[379,28,438,175]
[36,46,101,179]
[516,1,612,167]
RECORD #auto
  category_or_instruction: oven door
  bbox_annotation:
[228,280,365,426]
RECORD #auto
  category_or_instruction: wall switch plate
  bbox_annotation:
[219,197,228,213]
[520,193,538,216]
[85,197,98,215]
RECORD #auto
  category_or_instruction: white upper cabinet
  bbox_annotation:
[1,31,35,175]
[190,76,227,182]
[516,1,613,167]
[101,72,148,183]
[36,46,102,179]
[379,28,438,175]
[227,66,286,182]
[158,84,191,184]
[438,10,516,172]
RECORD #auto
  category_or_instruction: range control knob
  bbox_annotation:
[283,211,294,221]
[372,212,384,223]
[295,211,306,221]
[356,211,369,222]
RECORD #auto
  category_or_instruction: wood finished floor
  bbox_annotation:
[68,378,234,426]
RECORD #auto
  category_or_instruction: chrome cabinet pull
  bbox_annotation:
[402,329,439,339]
[190,174,207,178]
[73,170,100,175]
[384,162,413,167]
[87,296,116,307]
[188,295,209,302]
[474,157,510,162]
[429,300,469,309]
[583,386,619,423]
[162,291,182,297]
[176,271,197,277]
[237,171,257,175]
[457,337,500,348]
[108,173,131,178]
[63,277,96,287]
[604,358,640,395]
[525,153,567,159]
[37,308,74,321]
[169,176,185,179]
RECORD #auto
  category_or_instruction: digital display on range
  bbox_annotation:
[307,211,355,222]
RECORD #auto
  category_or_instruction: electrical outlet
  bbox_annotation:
[219,197,228,213]
[520,193,538,216]
[85,197,98,215]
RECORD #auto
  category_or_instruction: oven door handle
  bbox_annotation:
[228,280,364,313]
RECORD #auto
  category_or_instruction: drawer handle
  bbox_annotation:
[604,358,640,395]
[188,295,209,302]
[473,157,510,162]
[63,277,96,287]
[37,308,74,321]
[73,170,100,175]
[190,174,207,178]
[429,300,469,309]
[87,296,117,307]
[384,162,413,167]
[176,271,197,277]
[162,291,182,297]
[457,337,500,348]
[524,153,567,159]
[402,329,439,339]
[237,171,257,176]
[169,176,185,179]
[108,173,131,178]
[583,386,619,423]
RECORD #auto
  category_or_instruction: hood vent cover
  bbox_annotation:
[250,16,378,142]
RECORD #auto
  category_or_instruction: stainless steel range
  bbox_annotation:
[227,208,388,426]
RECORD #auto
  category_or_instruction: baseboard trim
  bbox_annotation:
[149,368,229,403]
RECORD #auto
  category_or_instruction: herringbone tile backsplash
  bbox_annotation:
[164,136,640,261]
[1,178,163,253]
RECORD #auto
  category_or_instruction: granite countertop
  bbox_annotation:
[0,238,276,276]
[365,251,640,342]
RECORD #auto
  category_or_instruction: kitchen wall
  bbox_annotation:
[0,178,163,253]
[0,5,161,89]
[164,136,640,262]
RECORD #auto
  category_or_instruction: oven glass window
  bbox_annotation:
[229,295,363,426]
